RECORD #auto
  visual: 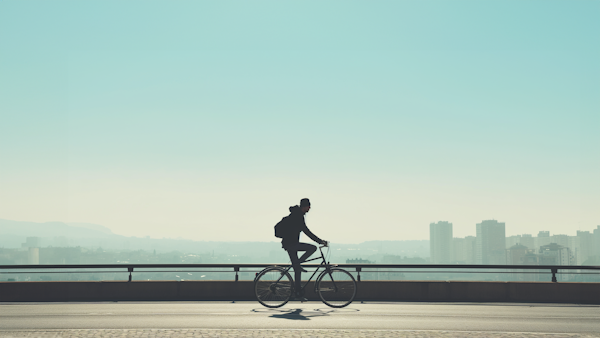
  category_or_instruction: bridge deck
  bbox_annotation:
[0,301,598,337]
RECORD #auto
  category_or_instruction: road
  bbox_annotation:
[1,301,599,337]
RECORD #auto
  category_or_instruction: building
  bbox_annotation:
[502,227,600,266]
[506,244,529,265]
[28,247,39,264]
[551,234,569,248]
[430,221,453,264]
[475,220,506,265]
[568,236,579,263]
[464,236,477,264]
[535,231,552,249]
[520,234,534,250]
[21,237,41,265]
[506,243,531,281]
[594,226,600,258]
[575,231,594,265]
[539,243,575,281]
[452,236,476,264]
[451,237,465,263]
[523,252,539,265]
[505,234,534,250]
[21,237,41,248]
[539,243,574,266]
[505,235,520,249]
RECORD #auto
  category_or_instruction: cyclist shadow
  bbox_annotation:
[252,307,359,321]
[251,308,324,320]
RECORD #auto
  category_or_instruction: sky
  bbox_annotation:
[0,0,599,243]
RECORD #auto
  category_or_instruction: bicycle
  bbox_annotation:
[254,242,357,308]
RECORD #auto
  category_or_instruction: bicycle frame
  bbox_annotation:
[274,245,333,293]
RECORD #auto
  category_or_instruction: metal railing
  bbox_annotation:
[1,264,600,283]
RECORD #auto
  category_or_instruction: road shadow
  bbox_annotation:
[313,307,361,314]
[251,308,330,320]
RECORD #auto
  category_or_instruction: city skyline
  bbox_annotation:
[428,218,600,267]
[3,217,600,269]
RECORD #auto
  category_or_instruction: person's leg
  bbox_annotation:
[290,243,316,300]
[296,243,317,263]
[286,248,302,293]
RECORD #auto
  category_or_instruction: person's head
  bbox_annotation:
[300,198,311,213]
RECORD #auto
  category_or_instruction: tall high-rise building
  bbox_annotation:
[430,221,453,264]
[475,220,506,264]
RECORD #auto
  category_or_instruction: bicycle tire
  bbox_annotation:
[316,268,357,308]
[254,267,294,308]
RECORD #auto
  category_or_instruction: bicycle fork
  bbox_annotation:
[315,267,340,293]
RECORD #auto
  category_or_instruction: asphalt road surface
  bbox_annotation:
[1,301,599,337]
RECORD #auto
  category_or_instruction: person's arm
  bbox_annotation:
[301,221,324,244]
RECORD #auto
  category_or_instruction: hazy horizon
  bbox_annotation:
[1,1,598,243]
[1,217,598,244]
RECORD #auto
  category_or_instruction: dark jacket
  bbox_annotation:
[281,205,323,250]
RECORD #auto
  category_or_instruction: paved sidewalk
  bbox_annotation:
[0,330,599,338]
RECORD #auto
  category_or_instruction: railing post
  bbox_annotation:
[128,267,133,282]
[551,268,557,283]
[356,267,361,282]
[234,266,239,282]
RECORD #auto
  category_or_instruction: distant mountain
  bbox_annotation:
[0,219,429,261]
[67,222,113,234]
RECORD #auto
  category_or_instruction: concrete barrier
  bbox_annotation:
[1,280,599,304]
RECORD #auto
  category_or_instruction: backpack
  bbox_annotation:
[274,216,293,239]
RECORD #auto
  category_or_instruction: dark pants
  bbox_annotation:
[286,242,317,292]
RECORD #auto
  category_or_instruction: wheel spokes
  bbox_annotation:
[317,268,356,308]
[255,268,293,308]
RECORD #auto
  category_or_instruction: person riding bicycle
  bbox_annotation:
[281,198,327,299]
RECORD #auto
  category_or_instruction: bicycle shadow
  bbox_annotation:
[252,307,360,320]
[313,307,361,314]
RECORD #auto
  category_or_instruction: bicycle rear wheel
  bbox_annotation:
[254,267,294,308]
[316,268,357,308]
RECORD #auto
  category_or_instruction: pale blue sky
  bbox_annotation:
[1,1,598,242]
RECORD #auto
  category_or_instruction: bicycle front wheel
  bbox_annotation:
[254,267,294,308]
[316,268,357,308]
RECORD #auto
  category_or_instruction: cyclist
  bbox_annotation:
[281,198,327,299]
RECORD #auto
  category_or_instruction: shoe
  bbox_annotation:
[293,293,308,302]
